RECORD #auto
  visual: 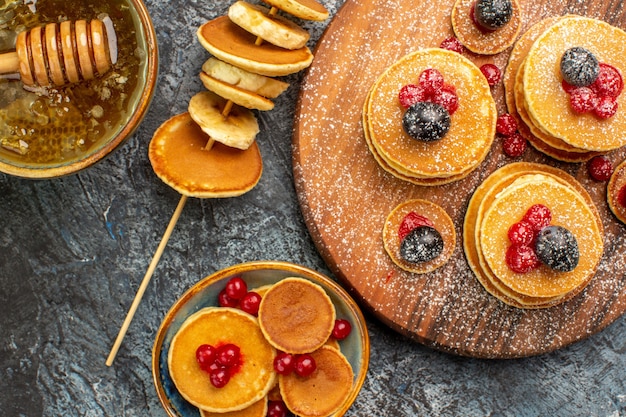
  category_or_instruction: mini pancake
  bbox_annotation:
[228,1,310,50]
[366,48,496,180]
[148,112,263,198]
[382,199,456,274]
[199,397,267,417]
[197,16,313,77]
[201,58,289,99]
[451,0,522,55]
[199,72,275,111]
[479,173,604,299]
[522,16,626,151]
[168,307,277,413]
[608,158,626,224]
[257,277,335,354]
[260,0,329,21]
[279,346,353,417]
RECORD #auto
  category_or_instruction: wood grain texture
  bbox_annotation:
[293,0,626,358]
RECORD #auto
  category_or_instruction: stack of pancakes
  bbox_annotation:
[363,48,497,186]
[149,0,328,198]
[463,162,604,309]
[504,15,626,162]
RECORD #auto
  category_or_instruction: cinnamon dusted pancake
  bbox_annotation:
[197,16,313,77]
[257,277,335,354]
[522,16,626,151]
[260,0,329,21]
[365,48,496,184]
[201,58,289,99]
[228,1,310,50]
[608,158,626,224]
[168,308,277,413]
[279,346,353,417]
[148,112,262,198]
[199,397,267,417]
[382,199,456,274]
[451,0,523,55]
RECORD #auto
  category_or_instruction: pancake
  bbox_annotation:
[279,346,353,417]
[257,277,335,354]
[608,158,626,224]
[522,16,626,151]
[199,72,275,111]
[382,199,456,274]
[197,16,313,77]
[199,397,268,417]
[451,0,523,55]
[260,0,329,21]
[148,112,263,198]
[228,1,310,50]
[168,307,277,413]
[201,58,289,99]
[365,48,496,181]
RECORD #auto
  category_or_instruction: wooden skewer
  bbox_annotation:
[254,6,278,46]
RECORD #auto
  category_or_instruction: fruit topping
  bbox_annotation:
[496,113,518,136]
[472,0,513,31]
[209,367,231,388]
[432,85,460,114]
[400,225,444,264]
[522,204,552,231]
[507,220,535,246]
[332,319,352,340]
[196,342,242,388]
[587,155,613,181]
[593,94,619,119]
[480,63,502,86]
[505,244,540,273]
[273,352,295,375]
[591,63,623,98]
[399,84,427,108]
[618,184,626,208]
[440,36,465,54]
[196,344,218,371]
[224,276,248,300]
[502,132,527,157]
[560,47,599,87]
[294,354,317,377]
[239,291,262,316]
[402,102,451,142]
[218,290,239,308]
[398,211,435,240]
[267,400,291,417]
[534,225,579,272]
[569,86,598,114]
[419,68,445,94]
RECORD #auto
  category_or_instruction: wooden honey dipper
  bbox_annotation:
[0,17,117,87]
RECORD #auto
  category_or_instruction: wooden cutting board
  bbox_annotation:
[293,0,626,358]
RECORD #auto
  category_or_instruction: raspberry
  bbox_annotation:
[480,63,502,86]
[587,155,613,181]
[440,36,465,54]
[399,212,434,241]
[502,132,526,157]
[399,84,426,108]
[619,184,626,208]
[591,63,623,98]
[507,221,535,246]
[594,94,618,119]
[569,86,597,114]
[496,113,518,136]
[419,68,445,95]
[561,79,577,94]
[505,245,541,273]
[431,87,459,115]
[522,204,552,231]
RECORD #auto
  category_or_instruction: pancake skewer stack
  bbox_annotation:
[106,0,329,366]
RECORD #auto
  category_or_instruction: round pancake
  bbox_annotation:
[366,48,496,179]
[523,16,626,151]
[479,173,604,298]
[279,346,353,417]
[199,397,268,417]
[382,199,456,274]
[258,277,335,354]
[451,0,523,55]
[608,158,626,224]
[228,1,310,50]
[197,16,313,77]
[260,0,329,21]
[168,307,277,413]
[148,112,263,198]
[199,72,275,111]
[201,58,289,99]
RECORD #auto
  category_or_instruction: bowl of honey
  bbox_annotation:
[0,0,158,178]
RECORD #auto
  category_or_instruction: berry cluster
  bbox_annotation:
[560,47,623,119]
[273,352,317,377]
[195,343,242,388]
[398,211,443,264]
[496,113,527,157]
[505,204,579,273]
[218,276,262,316]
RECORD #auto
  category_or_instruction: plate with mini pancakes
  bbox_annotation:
[293,0,626,358]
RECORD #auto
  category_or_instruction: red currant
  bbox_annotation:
[239,291,262,316]
[505,245,541,273]
[432,87,459,115]
[496,113,518,136]
[587,155,613,181]
[273,352,295,375]
[399,84,426,108]
[594,94,618,119]
[209,366,231,388]
[215,343,241,368]
[398,212,434,240]
[419,68,444,95]
[569,87,597,114]
[332,319,352,340]
[591,63,623,98]
[618,184,626,208]
[480,63,501,86]
[294,354,316,377]
[522,204,552,231]
[195,344,217,371]
[502,132,527,157]
[224,276,248,300]
[440,36,465,54]
[507,221,535,246]
[267,401,290,417]
[218,289,238,308]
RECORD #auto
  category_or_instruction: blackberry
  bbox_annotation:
[474,0,513,31]
[402,102,451,142]
[560,47,600,87]
[534,225,579,272]
[400,226,444,264]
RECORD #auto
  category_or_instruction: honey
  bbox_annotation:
[0,0,146,167]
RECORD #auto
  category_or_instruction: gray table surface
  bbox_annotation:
[2,0,626,416]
